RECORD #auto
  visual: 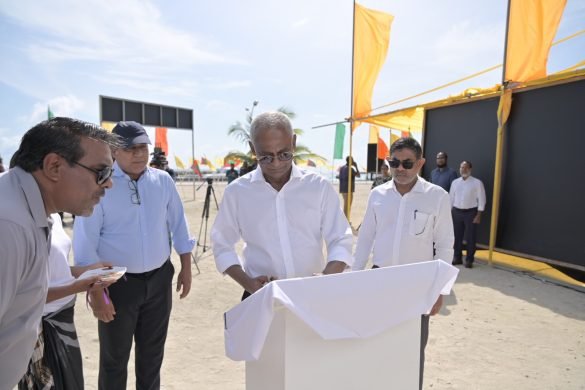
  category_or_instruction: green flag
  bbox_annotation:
[333,123,345,159]
[47,105,55,120]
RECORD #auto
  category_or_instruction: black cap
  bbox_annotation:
[112,121,151,148]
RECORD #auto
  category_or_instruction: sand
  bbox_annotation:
[64,180,585,390]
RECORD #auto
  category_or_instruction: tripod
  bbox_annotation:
[193,178,219,267]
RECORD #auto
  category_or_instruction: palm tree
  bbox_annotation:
[224,105,326,165]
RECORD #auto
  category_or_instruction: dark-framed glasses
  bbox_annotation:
[256,151,294,165]
[72,161,113,185]
[388,158,416,170]
[128,180,141,205]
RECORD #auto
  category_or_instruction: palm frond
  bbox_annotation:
[276,106,296,119]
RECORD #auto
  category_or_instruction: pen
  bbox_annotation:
[414,209,418,220]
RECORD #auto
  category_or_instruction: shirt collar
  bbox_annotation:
[250,162,301,183]
[389,176,425,194]
[13,167,50,229]
[112,161,148,180]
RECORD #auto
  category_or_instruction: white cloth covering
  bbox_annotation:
[224,259,458,361]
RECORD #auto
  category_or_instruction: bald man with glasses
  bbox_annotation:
[211,111,353,300]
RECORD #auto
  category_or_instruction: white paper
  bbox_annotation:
[78,266,127,282]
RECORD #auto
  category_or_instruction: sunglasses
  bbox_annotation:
[257,151,294,165]
[388,158,416,170]
[72,161,113,185]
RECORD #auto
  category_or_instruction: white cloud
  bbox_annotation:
[210,80,252,90]
[1,0,244,70]
[292,17,310,28]
[24,95,85,124]
[433,21,505,69]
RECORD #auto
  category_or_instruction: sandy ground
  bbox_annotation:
[64,180,585,390]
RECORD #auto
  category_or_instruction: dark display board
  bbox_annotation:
[100,96,193,129]
[497,79,585,270]
[423,98,499,246]
[422,78,585,271]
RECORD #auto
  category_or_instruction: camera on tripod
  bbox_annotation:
[150,147,167,169]
[206,177,213,185]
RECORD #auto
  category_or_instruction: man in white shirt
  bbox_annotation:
[353,137,454,390]
[449,160,486,268]
[211,111,353,300]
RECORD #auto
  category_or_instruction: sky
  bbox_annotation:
[1,0,583,170]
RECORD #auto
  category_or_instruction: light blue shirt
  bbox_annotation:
[73,162,195,273]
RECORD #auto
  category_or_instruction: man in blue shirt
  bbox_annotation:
[429,152,458,192]
[73,121,195,390]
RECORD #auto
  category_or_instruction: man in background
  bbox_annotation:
[73,121,195,390]
[449,160,486,268]
[430,151,458,192]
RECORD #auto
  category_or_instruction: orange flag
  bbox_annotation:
[377,137,389,160]
[505,0,566,82]
[155,127,168,156]
[352,3,393,131]
[191,159,203,178]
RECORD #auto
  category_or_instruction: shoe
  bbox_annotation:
[464,261,473,268]
[452,258,463,265]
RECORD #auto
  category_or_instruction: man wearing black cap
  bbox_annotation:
[73,121,195,390]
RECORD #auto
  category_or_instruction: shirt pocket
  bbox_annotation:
[409,210,431,236]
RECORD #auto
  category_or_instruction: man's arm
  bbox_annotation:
[225,265,270,294]
[434,192,455,263]
[352,192,378,270]
[0,223,26,322]
[176,252,192,298]
[320,182,354,270]
[474,179,487,224]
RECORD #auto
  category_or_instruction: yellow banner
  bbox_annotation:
[352,3,393,131]
[505,0,566,82]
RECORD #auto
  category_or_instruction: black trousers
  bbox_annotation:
[452,207,478,263]
[98,260,174,390]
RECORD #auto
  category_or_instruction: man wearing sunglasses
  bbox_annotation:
[211,111,353,300]
[0,117,118,390]
[73,121,195,390]
[353,137,454,390]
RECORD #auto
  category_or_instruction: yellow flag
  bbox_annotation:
[352,3,393,131]
[505,0,566,82]
[368,125,379,144]
[100,121,116,132]
[174,155,186,169]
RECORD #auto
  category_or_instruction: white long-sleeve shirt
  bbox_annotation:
[449,176,486,211]
[211,163,353,279]
[353,177,454,270]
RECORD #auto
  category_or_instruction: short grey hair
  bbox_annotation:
[250,112,293,143]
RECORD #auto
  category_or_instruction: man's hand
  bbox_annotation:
[176,265,192,299]
[89,289,116,322]
[72,275,103,293]
[473,213,482,224]
[245,275,273,294]
[430,295,443,316]
[225,265,275,294]
[322,260,347,275]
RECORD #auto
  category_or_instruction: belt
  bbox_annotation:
[453,207,478,212]
[125,259,170,280]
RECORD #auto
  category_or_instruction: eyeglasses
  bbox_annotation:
[72,161,113,185]
[128,180,141,205]
[388,158,416,170]
[256,151,294,165]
